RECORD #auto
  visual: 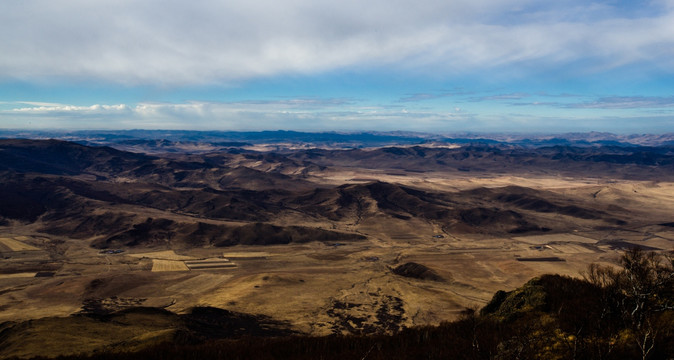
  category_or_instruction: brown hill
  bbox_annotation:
[289,182,451,222]
[391,262,444,281]
[287,181,608,234]
[84,218,365,249]
[288,145,674,180]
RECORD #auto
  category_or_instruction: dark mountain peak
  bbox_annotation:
[0,139,153,175]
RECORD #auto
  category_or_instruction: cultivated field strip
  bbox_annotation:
[128,250,195,260]
[222,251,270,259]
[151,259,190,272]
[545,243,597,254]
[149,258,238,271]
[0,237,41,252]
[185,259,236,270]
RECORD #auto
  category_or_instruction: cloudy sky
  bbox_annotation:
[1,0,673,133]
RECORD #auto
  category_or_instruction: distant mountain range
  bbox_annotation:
[1,129,674,149]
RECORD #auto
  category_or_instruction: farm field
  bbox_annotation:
[128,250,195,261]
[0,237,41,252]
[185,259,236,270]
[222,251,271,259]
[151,259,190,272]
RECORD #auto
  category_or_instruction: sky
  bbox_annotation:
[1,0,673,133]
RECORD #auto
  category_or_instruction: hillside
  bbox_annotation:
[2,249,670,360]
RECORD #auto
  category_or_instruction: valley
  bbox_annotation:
[0,136,673,358]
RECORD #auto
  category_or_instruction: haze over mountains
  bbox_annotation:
[3,129,674,148]
[0,131,673,358]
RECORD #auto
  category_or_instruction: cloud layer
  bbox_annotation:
[2,1,672,133]
[3,97,672,133]
[2,0,674,85]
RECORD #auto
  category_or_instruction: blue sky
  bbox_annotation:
[1,0,673,133]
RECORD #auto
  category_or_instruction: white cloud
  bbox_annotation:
[1,100,475,131]
[11,104,130,113]
[2,98,672,133]
[566,96,674,109]
[1,0,673,85]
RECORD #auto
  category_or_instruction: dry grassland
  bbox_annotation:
[636,237,674,251]
[512,233,598,245]
[312,170,611,192]
[0,177,672,340]
[545,243,597,254]
[655,231,674,241]
[0,272,37,279]
[163,273,234,296]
